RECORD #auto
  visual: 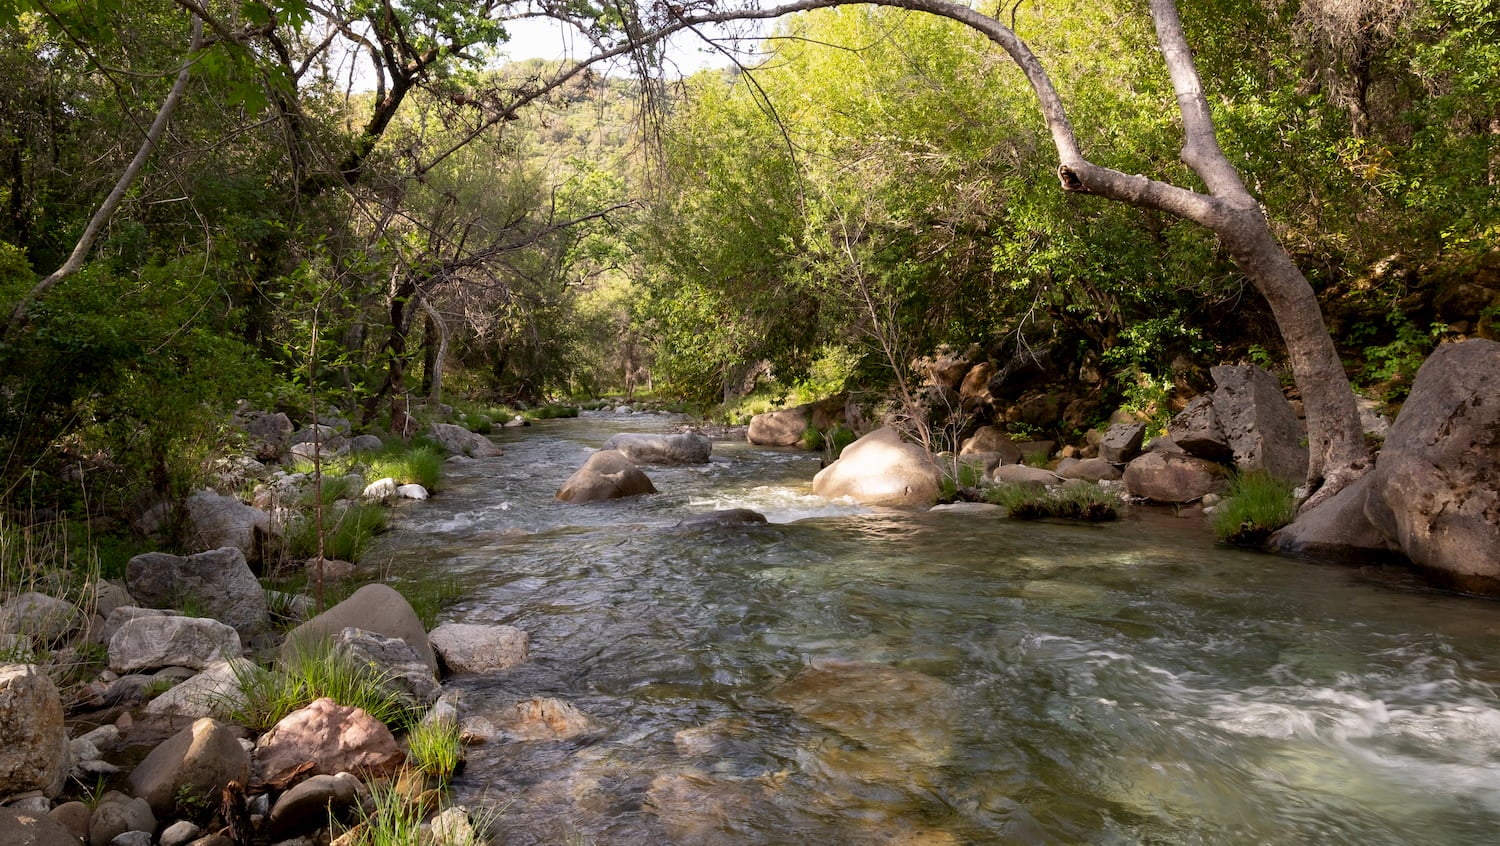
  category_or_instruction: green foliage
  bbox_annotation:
[1212,471,1298,547]
[227,638,421,733]
[983,482,1119,521]
[406,717,464,784]
[366,445,445,492]
[288,503,387,563]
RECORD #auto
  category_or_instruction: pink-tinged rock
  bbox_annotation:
[0,663,69,798]
[1122,452,1225,503]
[253,698,404,783]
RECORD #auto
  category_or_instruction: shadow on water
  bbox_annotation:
[367,412,1500,845]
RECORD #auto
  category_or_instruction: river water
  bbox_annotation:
[370,411,1500,845]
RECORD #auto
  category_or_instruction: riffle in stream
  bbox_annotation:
[367,412,1500,845]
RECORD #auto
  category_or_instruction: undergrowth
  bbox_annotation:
[984,482,1119,521]
[1212,471,1298,546]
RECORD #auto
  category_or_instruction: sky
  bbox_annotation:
[493,16,768,77]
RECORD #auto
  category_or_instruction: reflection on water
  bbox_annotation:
[367,412,1500,845]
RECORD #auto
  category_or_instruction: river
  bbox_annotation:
[368,411,1500,845]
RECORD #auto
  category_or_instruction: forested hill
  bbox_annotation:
[0,0,1496,520]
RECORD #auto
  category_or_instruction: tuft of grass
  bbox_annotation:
[226,637,421,733]
[983,482,1118,521]
[406,717,464,784]
[1212,471,1297,546]
[526,405,580,421]
[288,503,387,562]
[393,574,464,630]
[365,444,444,492]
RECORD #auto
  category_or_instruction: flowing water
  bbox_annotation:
[370,412,1500,845]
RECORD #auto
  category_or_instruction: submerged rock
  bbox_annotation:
[772,658,959,767]
[492,698,595,741]
[675,508,769,529]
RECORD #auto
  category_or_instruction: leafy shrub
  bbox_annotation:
[1212,471,1298,546]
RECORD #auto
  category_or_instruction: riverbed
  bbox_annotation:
[368,411,1500,845]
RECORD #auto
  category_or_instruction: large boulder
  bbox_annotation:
[1122,452,1225,503]
[253,698,404,783]
[233,410,294,462]
[428,623,529,674]
[0,593,83,648]
[1364,339,1500,591]
[331,627,440,709]
[958,425,1022,466]
[600,432,712,465]
[428,423,500,458]
[282,584,435,674]
[126,547,269,633]
[108,616,241,674]
[556,450,657,504]
[0,805,80,846]
[124,718,249,817]
[183,492,271,558]
[1209,364,1308,483]
[1167,394,1234,462]
[812,427,942,507]
[747,396,846,447]
[0,664,68,798]
[1270,474,1399,562]
[1098,422,1147,464]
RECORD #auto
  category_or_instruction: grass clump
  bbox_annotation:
[1212,471,1298,546]
[406,717,464,784]
[227,638,420,733]
[288,503,387,562]
[365,444,444,491]
[983,482,1119,521]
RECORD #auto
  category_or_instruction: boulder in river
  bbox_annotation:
[1122,451,1225,503]
[601,431,712,464]
[556,450,657,504]
[772,658,959,767]
[674,508,769,530]
[747,395,846,447]
[812,427,941,507]
[281,583,437,675]
[428,623,529,674]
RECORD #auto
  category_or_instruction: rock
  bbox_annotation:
[89,582,134,621]
[0,805,80,846]
[87,793,155,846]
[158,821,201,846]
[555,450,657,504]
[1364,339,1500,591]
[0,664,68,799]
[1167,395,1233,461]
[288,439,348,462]
[289,424,344,448]
[746,396,845,447]
[958,361,998,412]
[395,484,428,501]
[253,698,404,783]
[48,801,91,842]
[181,492,271,558]
[361,477,398,502]
[348,434,384,454]
[428,423,499,458]
[600,432,712,465]
[958,426,1022,465]
[141,659,252,720]
[1016,440,1056,466]
[107,830,151,846]
[1209,364,1308,483]
[428,806,476,846]
[100,608,171,646]
[304,557,355,582]
[125,548,269,633]
[492,698,594,741]
[1098,422,1147,464]
[281,583,437,675]
[674,509,769,529]
[990,465,1063,487]
[773,658,958,766]
[1271,474,1399,562]
[125,718,249,818]
[234,411,294,462]
[1055,457,1122,483]
[428,623,529,674]
[330,628,440,708]
[1146,434,1188,455]
[265,773,366,838]
[1122,452,1225,503]
[0,593,83,648]
[812,427,942,507]
[108,616,241,674]
[1356,396,1391,438]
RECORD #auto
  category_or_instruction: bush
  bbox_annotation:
[1212,471,1297,546]
[983,482,1119,521]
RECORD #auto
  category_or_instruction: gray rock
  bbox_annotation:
[1365,339,1500,591]
[990,465,1063,487]
[48,801,91,843]
[958,426,1023,465]
[674,509,769,529]
[107,832,152,846]
[1122,451,1226,503]
[265,773,366,838]
[1098,422,1147,464]
[556,450,657,504]
[288,439,347,462]
[1271,473,1399,561]
[89,582,134,620]
[0,593,83,647]
[601,432,712,465]
[88,793,155,846]
[0,663,69,798]
[331,628,439,708]
[6,795,50,815]
[1209,364,1308,483]
[348,434,384,454]
[124,718,249,818]
[100,607,172,647]
[182,492,272,558]
[158,821,202,846]
[428,423,500,458]
[0,805,80,846]
[1167,394,1233,461]
[108,616,241,674]
[812,427,942,507]
[1055,457,1122,483]
[142,659,252,719]
[281,584,436,675]
[428,623,529,674]
[233,411,294,462]
[429,806,477,846]
[125,547,269,633]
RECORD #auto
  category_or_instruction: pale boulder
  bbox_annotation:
[0,663,69,799]
[428,623,530,674]
[1122,452,1225,503]
[812,427,941,507]
[183,491,271,557]
[108,616,241,674]
[556,450,657,504]
[124,718,249,817]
